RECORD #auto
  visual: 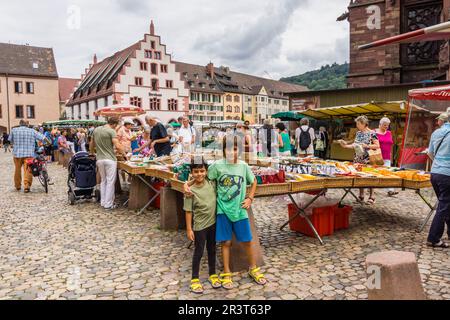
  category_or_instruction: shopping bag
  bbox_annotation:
[315,139,325,151]
[368,148,384,166]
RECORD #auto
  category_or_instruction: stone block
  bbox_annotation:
[366,251,426,300]
[230,208,265,273]
[160,187,185,231]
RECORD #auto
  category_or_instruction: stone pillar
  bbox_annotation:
[230,208,265,273]
[366,251,426,300]
[160,187,186,231]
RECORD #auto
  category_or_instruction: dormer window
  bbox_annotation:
[194,73,199,80]
[183,72,188,78]
[32,62,39,69]
[188,81,194,88]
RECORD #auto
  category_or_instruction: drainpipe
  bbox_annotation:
[5,73,11,133]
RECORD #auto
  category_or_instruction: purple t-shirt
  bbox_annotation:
[377,130,393,161]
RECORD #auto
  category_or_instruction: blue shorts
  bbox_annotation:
[216,214,253,243]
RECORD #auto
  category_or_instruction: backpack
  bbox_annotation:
[299,127,312,151]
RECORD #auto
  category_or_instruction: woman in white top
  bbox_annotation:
[295,118,316,157]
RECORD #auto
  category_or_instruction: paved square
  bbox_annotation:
[0,152,448,300]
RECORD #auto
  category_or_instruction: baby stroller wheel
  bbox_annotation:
[95,189,101,203]
[68,192,76,205]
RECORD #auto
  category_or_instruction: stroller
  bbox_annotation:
[67,152,100,205]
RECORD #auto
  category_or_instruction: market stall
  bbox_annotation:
[163,156,432,244]
[400,85,450,170]
[297,102,408,164]
[42,120,106,129]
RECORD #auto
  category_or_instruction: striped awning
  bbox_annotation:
[409,84,450,101]
[359,21,450,50]
[94,105,146,117]
[297,102,407,120]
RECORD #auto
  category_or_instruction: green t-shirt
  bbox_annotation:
[280,132,291,153]
[207,159,255,222]
[93,126,117,161]
[183,180,217,231]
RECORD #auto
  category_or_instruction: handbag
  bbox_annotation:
[368,134,384,166]
[368,148,384,166]
[315,139,325,151]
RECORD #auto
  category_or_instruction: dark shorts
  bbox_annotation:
[216,214,253,243]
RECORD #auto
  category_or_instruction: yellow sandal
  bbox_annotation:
[220,273,234,290]
[190,279,204,294]
[209,274,222,289]
[249,267,267,286]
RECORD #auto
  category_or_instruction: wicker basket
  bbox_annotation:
[290,179,326,193]
[248,183,291,197]
[324,177,354,189]
[353,177,381,188]
[146,168,175,180]
[170,179,185,193]
[403,179,432,190]
[378,177,403,188]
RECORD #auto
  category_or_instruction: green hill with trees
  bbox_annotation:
[280,62,349,91]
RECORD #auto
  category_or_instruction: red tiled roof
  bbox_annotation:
[59,78,79,102]
[175,61,221,94]
[175,61,307,98]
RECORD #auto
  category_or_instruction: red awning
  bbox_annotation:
[409,84,450,101]
[359,21,450,50]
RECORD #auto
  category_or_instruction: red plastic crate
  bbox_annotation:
[334,205,352,231]
[151,181,165,209]
[287,204,335,237]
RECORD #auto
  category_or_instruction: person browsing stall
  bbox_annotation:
[134,116,171,157]
[426,120,450,249]
[296,118,315,157]
[376,117,397,197]
[437,113,449,128]
[178,117,196,153]
[339,116,380,205]
[90,117,125,210]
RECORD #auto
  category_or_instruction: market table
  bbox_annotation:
[117,162,161,215]
[171,175,434,246]
[118,164,435,269]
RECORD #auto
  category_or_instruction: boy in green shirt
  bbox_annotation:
[183,158,221,294]
[207,135,267,289]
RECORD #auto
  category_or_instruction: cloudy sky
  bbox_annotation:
[0,0,350,80]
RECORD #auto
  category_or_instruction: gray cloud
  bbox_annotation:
[112,0,150,14]
[286,37,349,69]
[194,0,308,66]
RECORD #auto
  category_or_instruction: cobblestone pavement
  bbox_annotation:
[0,152,448,300]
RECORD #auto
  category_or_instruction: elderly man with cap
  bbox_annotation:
[426,112,450,248]
[437,113,449,128]
[134,116,171,157]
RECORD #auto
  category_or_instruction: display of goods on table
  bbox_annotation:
[391,170,432,189]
